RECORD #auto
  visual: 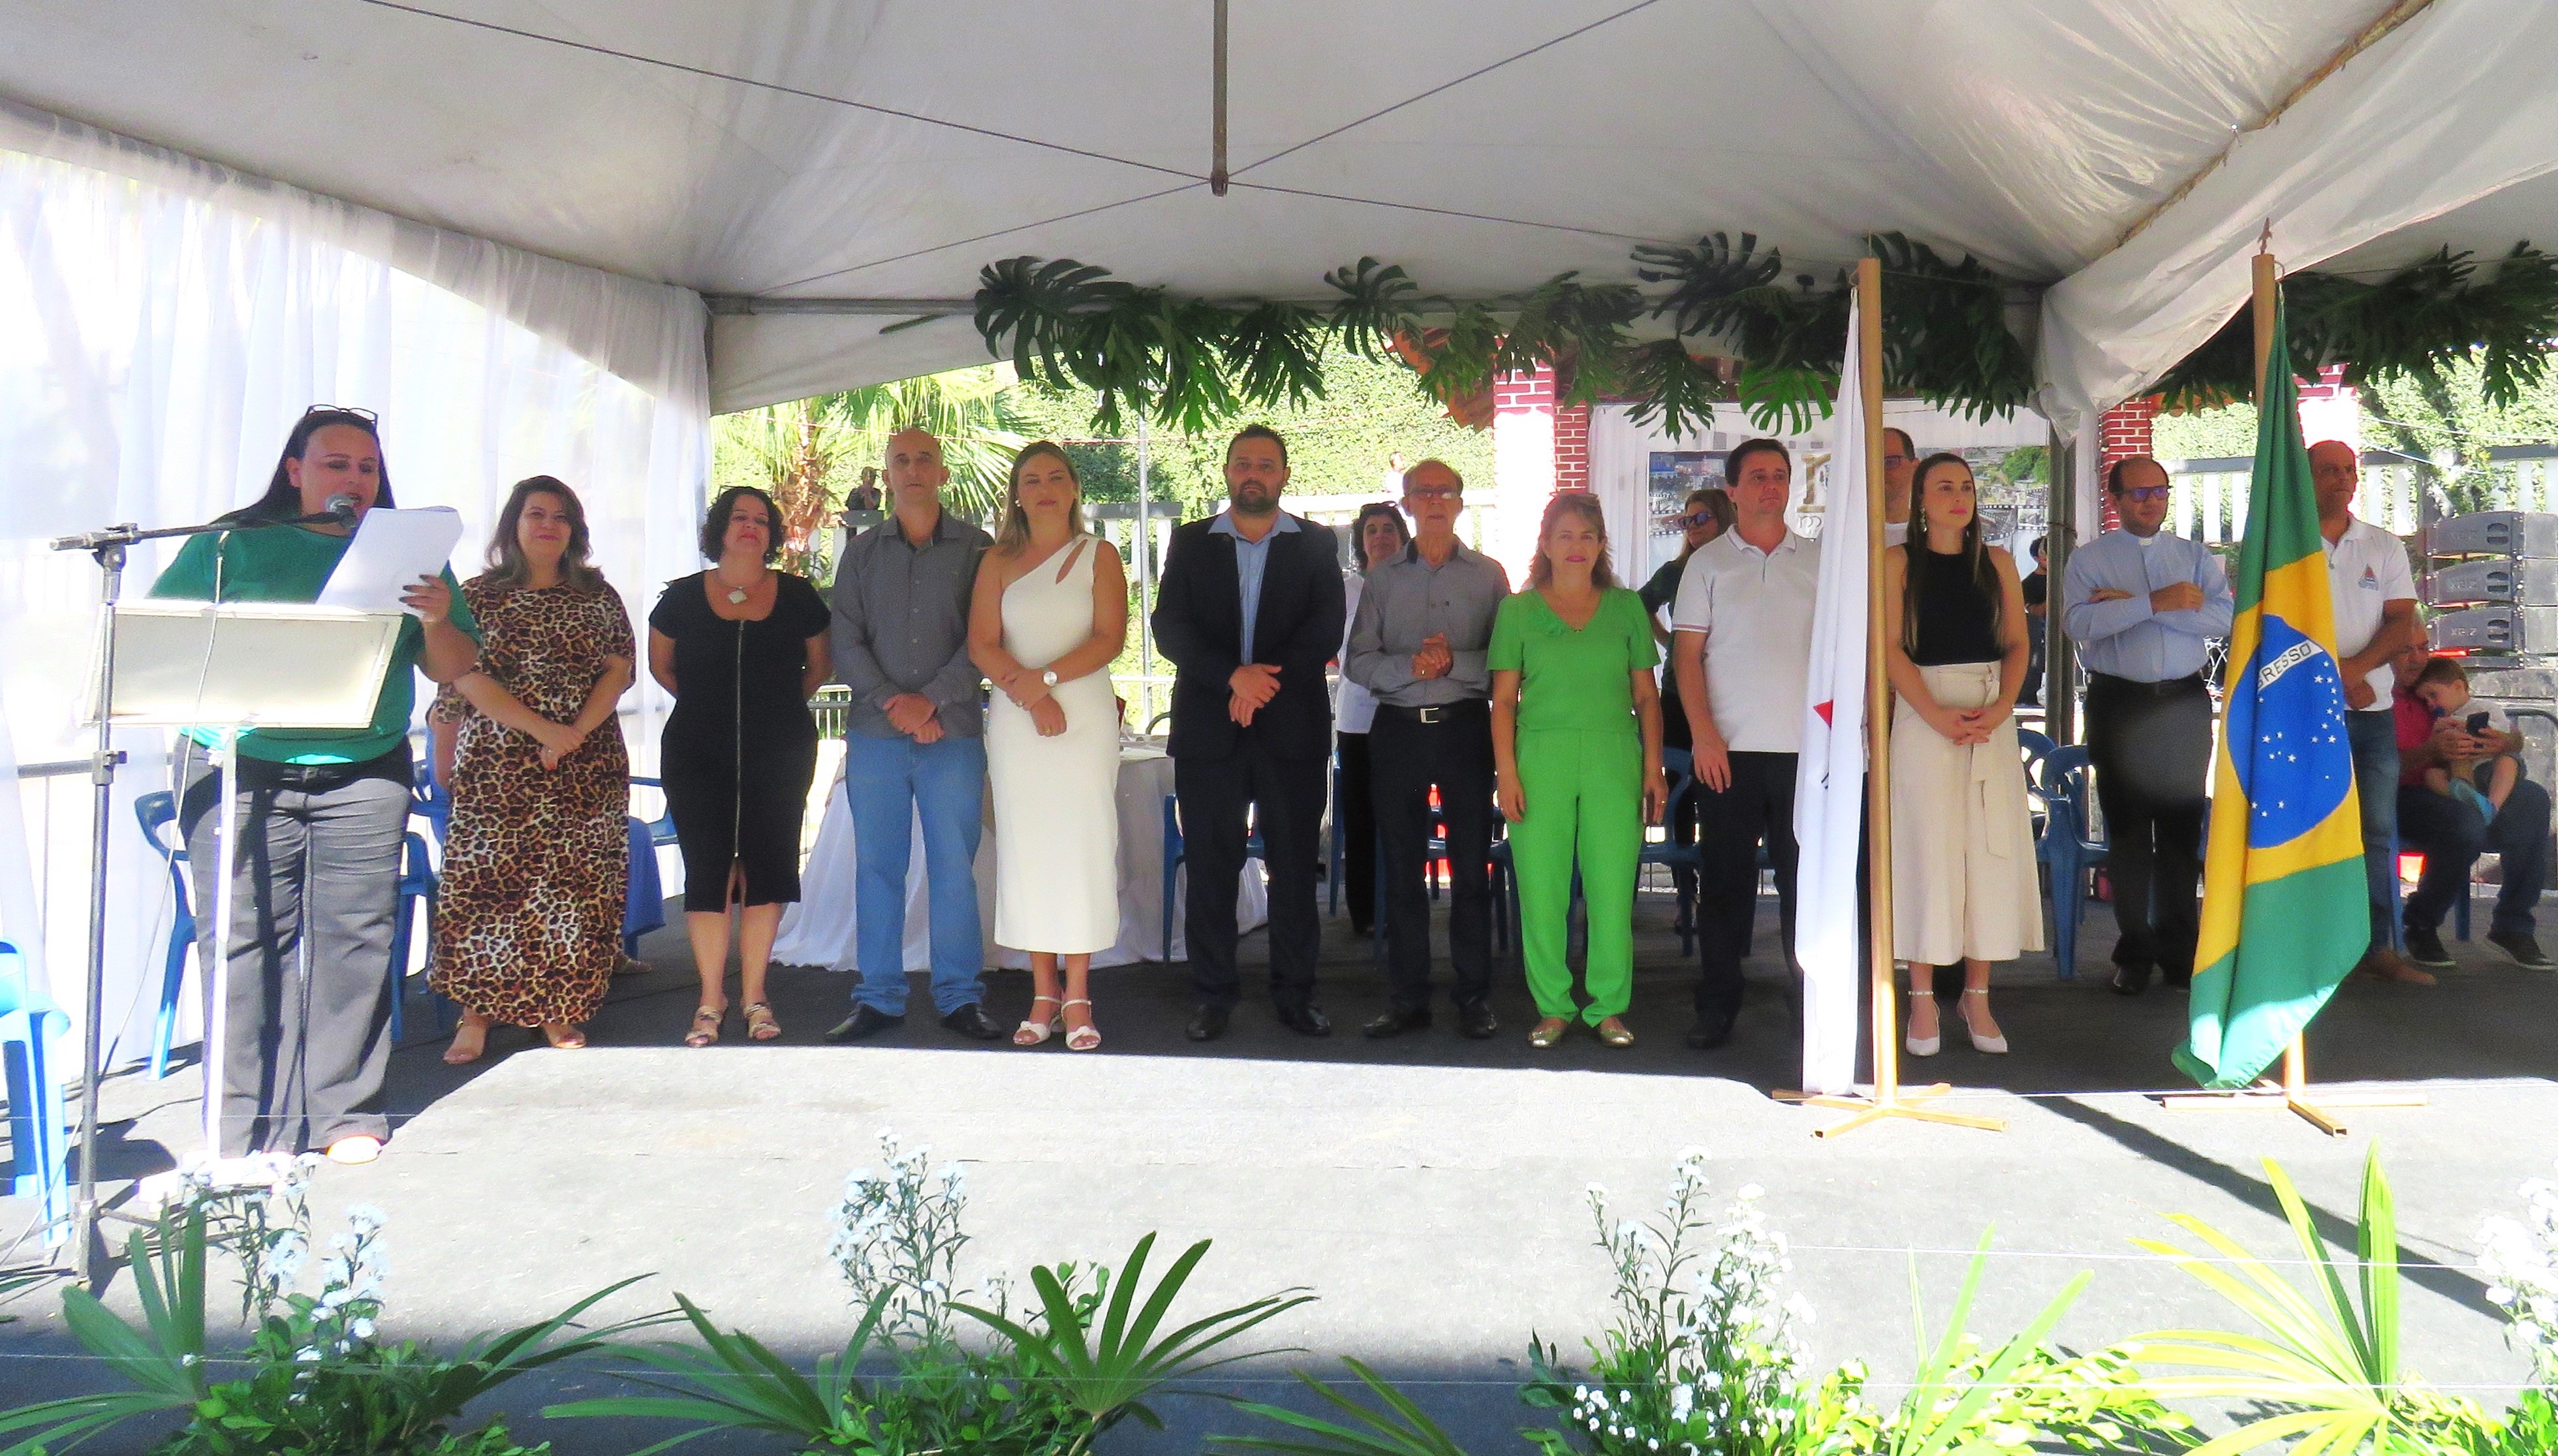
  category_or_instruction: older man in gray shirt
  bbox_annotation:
[824,427,1003,1044]
[1347,458,1510,1040]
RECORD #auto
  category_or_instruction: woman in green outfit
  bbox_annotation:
[152,407,479,1161]
[1490,492,1666,1049]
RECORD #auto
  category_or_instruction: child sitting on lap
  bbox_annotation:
[2412,657,2520,820]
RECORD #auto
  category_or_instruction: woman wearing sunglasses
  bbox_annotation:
[151,407,480,1164]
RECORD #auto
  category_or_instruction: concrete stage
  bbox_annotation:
[7,882,2556,1451]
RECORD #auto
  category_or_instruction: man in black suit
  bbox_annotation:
[1153,425,1347,1041]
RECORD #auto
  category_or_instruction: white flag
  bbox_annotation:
[1791,299,1871,1096]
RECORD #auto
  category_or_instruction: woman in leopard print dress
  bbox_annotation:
[429,476,635,1062]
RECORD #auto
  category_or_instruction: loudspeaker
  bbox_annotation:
[2426,510,2558,559]
[2425,556,2558,607]
[2431,604,2558,653]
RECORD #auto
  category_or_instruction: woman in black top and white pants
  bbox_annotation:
[1882,454,2042,1058]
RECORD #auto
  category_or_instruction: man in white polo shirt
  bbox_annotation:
[1671,437,1820,1049]
[2313,439,2427,982]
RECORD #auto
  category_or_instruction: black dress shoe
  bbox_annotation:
[1186,1004,1230,1042]
[2110,961,2153,997]
[1456,1001,1499,1040]
[824,1005,904,1042]
[941,1004,1004,1041]
[1684,1017,1734,1051]
[1362,1006,1431,1038]
[1277,1003,1334,1037]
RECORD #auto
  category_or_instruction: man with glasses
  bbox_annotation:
[2312,438,2428,984]
[2062,455,2233,995]
[1347,459,1510,1040]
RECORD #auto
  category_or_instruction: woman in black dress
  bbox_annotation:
[648,487,833,1046]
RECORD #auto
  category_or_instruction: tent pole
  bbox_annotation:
[2044,426,2078,745]
[1792,258,2003,1138]
[1137,412,1155,726]
[1209,0,1230,195]
[2156,243,2420,1134]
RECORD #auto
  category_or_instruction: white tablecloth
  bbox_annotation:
[770,743,1267,971]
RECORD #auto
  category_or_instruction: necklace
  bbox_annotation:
[716,566,763,605]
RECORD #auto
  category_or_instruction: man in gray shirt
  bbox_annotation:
[1347,459,1510,1040]
[824,428,1003,1044]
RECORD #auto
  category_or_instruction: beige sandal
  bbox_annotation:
[1061,997,1100,1051]
[1014,995,1063,1046]
[743,1002,781,1042]
[684,1004,725,1047]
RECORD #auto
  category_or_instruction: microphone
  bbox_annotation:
[324,493,359,526]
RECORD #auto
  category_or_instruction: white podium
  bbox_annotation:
[94,600,405,1158]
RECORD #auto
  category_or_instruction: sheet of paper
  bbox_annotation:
[314,506,466,613]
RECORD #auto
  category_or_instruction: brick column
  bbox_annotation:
[2096,396,2158,532]
[1554,401,1590,491]
[1489,365,1558,584]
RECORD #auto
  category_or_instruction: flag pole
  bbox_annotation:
[2157,235,2421,1135]
[1788,256,2003,1138]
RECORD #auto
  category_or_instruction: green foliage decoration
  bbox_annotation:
[981,235,2558,442]
[2153,245,2558,413]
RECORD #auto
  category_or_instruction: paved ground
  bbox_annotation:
[6,878,2556,1453]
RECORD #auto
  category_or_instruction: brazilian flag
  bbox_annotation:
[2174,306,2371,1090]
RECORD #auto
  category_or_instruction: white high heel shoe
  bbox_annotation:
[1905,1000,1941,1058]
[1959,988,2009,1054]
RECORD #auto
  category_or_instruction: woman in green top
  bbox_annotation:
[151,407,479,1162]
[1490,493,1666,1049]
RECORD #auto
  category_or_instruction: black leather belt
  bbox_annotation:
[1382,700,1488,724]
[2090,672,2204,697]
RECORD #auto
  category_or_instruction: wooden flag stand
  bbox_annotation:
[1773,257,2004,1139]
[2155,240,2425,1139]
[2157,1036,2424,1136]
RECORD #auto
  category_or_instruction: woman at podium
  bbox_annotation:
[152,407,479,1164]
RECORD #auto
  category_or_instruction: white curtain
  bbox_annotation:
[0,106,711,1070]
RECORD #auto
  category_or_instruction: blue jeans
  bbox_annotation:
[2345,709,2400,949]
[843,732,986,1015]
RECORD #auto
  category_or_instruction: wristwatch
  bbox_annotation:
[1041,669,1059,689]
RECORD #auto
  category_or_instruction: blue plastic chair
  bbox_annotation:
[627,775,680,848]
[1645,749,1706,957]
[1162,795,1264,963]
[2039,745,2106,980]
[384,784,446,1041]
[134,792,199,1080]
[1,940,71,1245]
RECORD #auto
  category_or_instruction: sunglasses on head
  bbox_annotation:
[301,403,380,424]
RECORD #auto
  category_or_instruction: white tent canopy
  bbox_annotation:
[11,0,2545,416]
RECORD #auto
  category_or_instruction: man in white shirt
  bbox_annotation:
[2062,456,2234,996]
[1671,438,1820,1049]
[2313,439,2425,981]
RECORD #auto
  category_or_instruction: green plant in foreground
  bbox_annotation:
[1877,1233,2092,1456]
[546,1292,901,1455]
[0,1194,666,1456]
[956,1232,1315,1456]
[1217,1355,1470,1456]
[2128,1146,2498,1455]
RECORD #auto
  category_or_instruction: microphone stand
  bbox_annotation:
[47,504,350,1283]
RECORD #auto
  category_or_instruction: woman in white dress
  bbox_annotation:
[969,442,1130,1050]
